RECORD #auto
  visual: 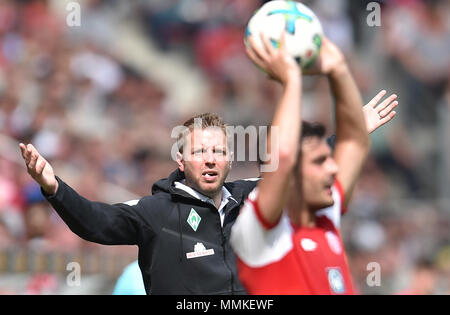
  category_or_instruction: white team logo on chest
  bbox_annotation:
[325,231,342,255]
[186,242,215,259]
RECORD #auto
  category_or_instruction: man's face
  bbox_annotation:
[299,137,339,210]
[177,127,232,198]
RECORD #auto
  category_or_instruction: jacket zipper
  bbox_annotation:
[220,218,235,295]
[174,193,237,294]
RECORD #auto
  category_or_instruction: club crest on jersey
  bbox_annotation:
[187,208,201,231]
[186,242,215,259]
[327,267,346,294]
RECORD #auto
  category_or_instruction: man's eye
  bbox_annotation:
[314,157,326,165]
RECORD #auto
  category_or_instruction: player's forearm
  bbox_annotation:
[270,74,302,168]
[258,74,302,226]
[328,63,369,204]
[329,63,369,150]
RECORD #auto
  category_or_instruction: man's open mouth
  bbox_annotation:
[202,170,218,181]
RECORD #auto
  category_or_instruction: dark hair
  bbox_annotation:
[292,121,327,172]
[177,113,228,153]
[301,121,326,142]
[258,121,327,166]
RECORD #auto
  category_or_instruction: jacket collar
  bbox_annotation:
[174,180,237,206]
[153,169,246,206]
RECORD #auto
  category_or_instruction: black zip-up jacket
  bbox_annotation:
[43,169,257,295]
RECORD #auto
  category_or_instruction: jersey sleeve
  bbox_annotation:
[230,188,293,268]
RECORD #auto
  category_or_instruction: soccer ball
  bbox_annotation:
[245,0,323,70]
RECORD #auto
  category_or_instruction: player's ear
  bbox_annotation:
[176,152,184,172]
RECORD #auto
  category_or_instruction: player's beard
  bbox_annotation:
[309,190,335,211]
[185,166,230,199]
[303,180,335,212]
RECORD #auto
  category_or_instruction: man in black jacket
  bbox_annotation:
[19,112,258,295]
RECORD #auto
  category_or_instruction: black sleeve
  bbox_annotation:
[234,178,259,197]
[43,177,145,245]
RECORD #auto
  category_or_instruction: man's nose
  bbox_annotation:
[327,158,339,175]
[204,150,215,164]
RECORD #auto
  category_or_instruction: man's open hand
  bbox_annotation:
[363,90,399,133]
[19,143,58,195]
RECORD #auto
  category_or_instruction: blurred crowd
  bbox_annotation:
[0,0,449,294]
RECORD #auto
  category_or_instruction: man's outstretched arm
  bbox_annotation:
[19,143,143,245]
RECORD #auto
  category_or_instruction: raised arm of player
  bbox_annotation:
[245,32,302,226]
[317,38,370,207]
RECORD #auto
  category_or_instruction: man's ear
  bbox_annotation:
[176,152,184,172]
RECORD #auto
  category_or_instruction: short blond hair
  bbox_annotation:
[177,113,229,153]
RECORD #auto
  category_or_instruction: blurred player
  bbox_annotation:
[230,34,371,294]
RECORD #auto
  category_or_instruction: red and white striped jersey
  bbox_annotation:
[230,180,354,295]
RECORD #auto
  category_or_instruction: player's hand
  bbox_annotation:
[363,90,399,133]
[246,32,301,85]
[304,36,346,76]
[19,143,58,195]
